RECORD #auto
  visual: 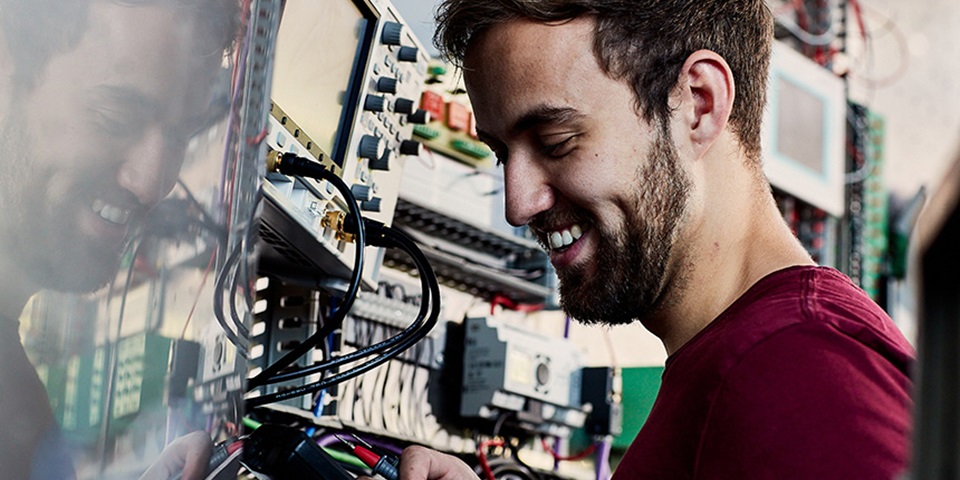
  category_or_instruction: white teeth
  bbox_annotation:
[550,232,563,249]
[546,224,584,251]
[92,199,131,225]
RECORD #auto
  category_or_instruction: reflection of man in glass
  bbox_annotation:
[0,1,238,478]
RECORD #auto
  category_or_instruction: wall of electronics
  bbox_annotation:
[235,0,614,478]
[233,1,899,479]
[20,0,906,477]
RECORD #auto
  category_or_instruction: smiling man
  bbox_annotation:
[390,1,915,479]
[0,1,237,478]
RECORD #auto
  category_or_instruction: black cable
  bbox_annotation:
[251,226,431,385]
[235,188,263,331]
[213,243,250,357]
[249,226,433,400]
[246,225,440,407]
[211,186,263,355]
[247,154,365,389]
[176,178,227,237]
[228,255,249,336]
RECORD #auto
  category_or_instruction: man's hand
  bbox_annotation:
[358,445,476,480]
[138,431,212,480]
[397,445,477,480]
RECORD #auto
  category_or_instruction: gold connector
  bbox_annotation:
[321,210,355,243]
[265,150,282,173]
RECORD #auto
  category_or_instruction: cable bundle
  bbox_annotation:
[245,153,441,408]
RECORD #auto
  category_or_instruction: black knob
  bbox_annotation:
[397,46,418,63]
[399,140,421,156]
[351,184,373,202]
[358,135,383,160]
[370,152,391,171]
[394,98,415,114]
[408,109,431,124]
[381,22,403,46]
[364,95,385,112]
[361,198,382,213]
[377,77,398,94]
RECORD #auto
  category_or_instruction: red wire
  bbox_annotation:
[477,439,504,480]
[181,247,219,339]
[848,0,868,43]
[490,294,545,315]
[540,437,597,462]
[247,127,268,145]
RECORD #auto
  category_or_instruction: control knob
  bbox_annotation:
[394,98,415,115]
[364,94,385,112]
[397,46,418,63]
[381,22,403,46]
[399,140,421,156]
[377,77,398,94]
[408,109,431,124]
[351,184,373,202]
[358,135,384,160]
[370,152,391,171]
[361,198,382,213]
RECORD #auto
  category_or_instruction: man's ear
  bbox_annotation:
[675,50,735,159]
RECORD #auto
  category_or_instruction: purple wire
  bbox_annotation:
[355,434,404,456]
[595,439,612,480]
[316,432,404,457]
[316,433,339,448]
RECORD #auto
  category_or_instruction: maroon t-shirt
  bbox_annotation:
[612,266,915,480]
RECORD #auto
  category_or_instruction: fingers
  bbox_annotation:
[399,446,476,480]
[138,431,213,480]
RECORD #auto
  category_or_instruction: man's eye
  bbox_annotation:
[541,135,577,158]
[92,108,141,137]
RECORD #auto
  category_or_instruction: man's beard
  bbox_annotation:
[0,111,128,295]
[557,131,691,326]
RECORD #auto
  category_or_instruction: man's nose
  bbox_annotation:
[116,127,181,208]
[504,155,554,227]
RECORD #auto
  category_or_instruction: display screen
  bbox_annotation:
[272,0,370,161]
[776,76,826,177]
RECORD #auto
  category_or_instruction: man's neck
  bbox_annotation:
[647,174,815,356]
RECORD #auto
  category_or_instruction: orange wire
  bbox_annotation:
[181,247,219,339]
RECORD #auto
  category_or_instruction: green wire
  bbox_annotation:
[241,418,367,471]
[243,417,263,430]
[322,447,368,470]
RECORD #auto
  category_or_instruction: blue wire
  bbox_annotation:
[311,333,336,416]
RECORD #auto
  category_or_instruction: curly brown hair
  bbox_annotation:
[434,0,773,162]
[1,0,241,90]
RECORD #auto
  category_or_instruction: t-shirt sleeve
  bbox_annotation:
[30,426,77,480]
[694,322,912,480]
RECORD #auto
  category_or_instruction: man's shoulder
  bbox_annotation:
[667,266,913,381]
[718,266,905,348]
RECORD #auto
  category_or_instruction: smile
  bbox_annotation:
[547,224,583,252]
[91,199,132,226]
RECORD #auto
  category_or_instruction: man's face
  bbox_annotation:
[0,2,223,292]
[465,18,692,326]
